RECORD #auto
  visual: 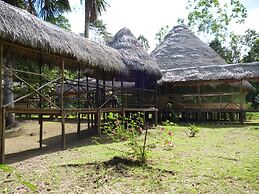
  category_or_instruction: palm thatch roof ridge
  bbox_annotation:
[150,25,226,70]
[160,62,259,84]
[108,28,162,79]
[0,1,126,75]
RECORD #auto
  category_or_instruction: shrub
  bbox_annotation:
[159,120,176,148]
[101,112,149,163]
[187,123,200,137]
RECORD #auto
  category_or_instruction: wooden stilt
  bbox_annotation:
[103,72,106,107]
[96,76,99,107]
[112,77,115,108]
[39,55,43,148]
[77,64,81,138]
[97,109,101,137]
[155,110,158,126]
[239,80,244,124]
[0,43,5,163]
[61,58,65,149]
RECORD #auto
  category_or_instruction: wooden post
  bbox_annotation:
[86,77,90,130]
[112,77,115,108]
[96,76,99,107]
[103,72,106,106]
[0,43,5,163]
[239,80,244,124]
[97,108,101,137]
[77,64,81,138]
[155,110,158,126]
[121,77,124,109]
[39,55,43,148]
[197,85,202,122]
[61,59,65,149]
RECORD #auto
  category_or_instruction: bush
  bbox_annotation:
[101,112,149,163]
[187,123,200,137]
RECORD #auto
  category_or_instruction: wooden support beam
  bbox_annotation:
[77,64,81,138]
[197,85,202,122]
[112,77,115,108]
[239,80,244,124]
[96,76,99,107]
[97,108,101,137]
[0,43,5,163]
[61,59,65,149]
[39,55,43,148]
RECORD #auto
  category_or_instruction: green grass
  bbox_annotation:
[0,124,258,193]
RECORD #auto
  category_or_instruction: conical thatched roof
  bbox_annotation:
[150,25,226,70]
[159,62,259,84]
[0,1,127,77]
[108,28,162,80]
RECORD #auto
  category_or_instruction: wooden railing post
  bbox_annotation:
[77,63,81,138]
[0,42,5,163]
[39,54,43,148]
[61,58,65,149]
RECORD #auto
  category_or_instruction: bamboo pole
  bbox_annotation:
[112,77,115,107]
[197,84,202,122]
[86,77,90,130]
[77,64,81,138]
[0,42,5,163]
[239,79,244,124]
[97,108,101,137]
[61,59,65,149]
[39,54,43,148]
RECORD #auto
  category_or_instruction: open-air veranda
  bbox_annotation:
[0,1,161,163]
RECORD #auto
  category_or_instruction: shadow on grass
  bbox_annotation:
[61,156,176,176]
[5,126,114,164]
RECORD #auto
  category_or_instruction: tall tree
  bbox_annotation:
[183,0,247,40]
[209,39,232,63]
[3,0,71,28]
[137,35,150,51]
[81,0,109,38]
[90,19,112,43]
[155,25,169,45]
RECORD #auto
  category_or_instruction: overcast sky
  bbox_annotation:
[66,0,259,50]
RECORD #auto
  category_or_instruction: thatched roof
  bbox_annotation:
[108,28,162,80]
[150,25,226,70]
[160,62,259,84]
[0,1,127,77]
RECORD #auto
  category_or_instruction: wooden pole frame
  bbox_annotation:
[0,42,5,163]
[61,59,65,149]
[39,54,43,148]
[77,63,81,138]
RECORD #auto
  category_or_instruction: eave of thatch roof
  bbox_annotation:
[108,28,162,80]
[150,25,226,70]
[0,1,127,77]
[159,62,259,84]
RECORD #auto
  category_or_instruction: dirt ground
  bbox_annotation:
[5,119,97,164]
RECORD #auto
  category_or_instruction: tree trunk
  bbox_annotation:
[84,0,90,38]
[3,60,15,127]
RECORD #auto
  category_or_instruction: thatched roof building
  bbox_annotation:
[160,62,259,85]
[150,25,226,70]
[108,28,162,81]
[0,1,127,78]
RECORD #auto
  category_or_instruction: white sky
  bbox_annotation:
[66,0,259,50]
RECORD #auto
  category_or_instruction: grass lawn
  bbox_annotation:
[0,123,259,193]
